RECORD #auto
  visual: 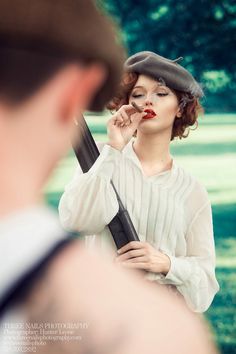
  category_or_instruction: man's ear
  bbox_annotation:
[44,63,107,125]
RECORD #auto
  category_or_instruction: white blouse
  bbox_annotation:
[59,140,219,312]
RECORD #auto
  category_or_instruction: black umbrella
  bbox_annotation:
[72,115,140,249]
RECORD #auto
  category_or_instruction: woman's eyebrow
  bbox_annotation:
[133,85,144,89]
[155,84,168,90]
[133,84,169,90]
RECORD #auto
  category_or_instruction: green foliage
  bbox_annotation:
[98,0,236,112]
[203,71,231,93]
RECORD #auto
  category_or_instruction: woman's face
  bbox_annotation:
[128,75,181,136]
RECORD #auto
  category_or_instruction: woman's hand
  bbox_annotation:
[107,104,146,151]
[116,241,171,275]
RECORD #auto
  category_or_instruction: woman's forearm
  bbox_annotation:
[59,145,121,233]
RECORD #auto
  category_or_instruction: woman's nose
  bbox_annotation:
[144,93,155,105]
[144,98,153,106]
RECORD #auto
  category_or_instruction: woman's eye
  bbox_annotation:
[131,93,144,98]
[156,92,168,97]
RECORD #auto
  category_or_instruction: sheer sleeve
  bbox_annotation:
[158,183,219,312]
[58,145,120,234]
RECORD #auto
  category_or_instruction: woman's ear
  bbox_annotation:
[176,106,182,118]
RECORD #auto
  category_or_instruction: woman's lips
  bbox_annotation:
[143,109,156,119]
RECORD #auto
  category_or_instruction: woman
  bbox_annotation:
[59,51,219,312]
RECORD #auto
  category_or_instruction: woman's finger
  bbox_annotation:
[116,249,145,262]
[120,109,134,126]
[108,113,122,126]
[116,112,124,121]
[117,241,146,255]
[125,256,148,263]
[118,104,140,118]
[109,111,124,127]
[110,104,144,128]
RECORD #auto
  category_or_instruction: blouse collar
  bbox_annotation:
[122,139,177,183]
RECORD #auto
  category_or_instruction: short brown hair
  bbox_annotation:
[0,0,124,111]
[107,72,203,140]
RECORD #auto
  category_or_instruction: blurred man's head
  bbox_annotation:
[0,0,124,214]
[0,0,124,110]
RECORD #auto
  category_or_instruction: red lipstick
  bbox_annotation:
[143,109,156,119]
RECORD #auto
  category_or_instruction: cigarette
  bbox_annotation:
[131,101,143,113]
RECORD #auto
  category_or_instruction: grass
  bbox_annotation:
[44,112,236,354]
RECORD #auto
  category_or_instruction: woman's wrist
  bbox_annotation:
[161,254,171,275]
[108,141,125,151]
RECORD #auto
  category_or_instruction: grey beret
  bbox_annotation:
[0,0,124,111]
[124,51,203,98]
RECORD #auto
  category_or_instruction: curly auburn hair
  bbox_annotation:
[106,72,203,140]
